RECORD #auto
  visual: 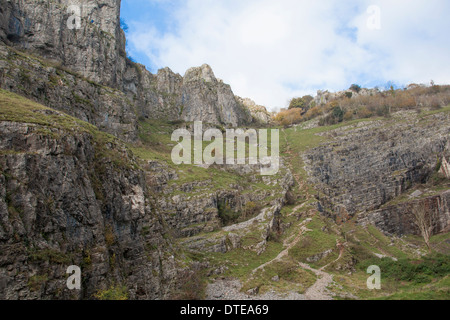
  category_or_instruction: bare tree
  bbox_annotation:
[411,201,436,252]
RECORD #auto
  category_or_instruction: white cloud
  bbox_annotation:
[127,0,450,111]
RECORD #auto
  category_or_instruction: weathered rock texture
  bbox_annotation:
[180,65,252,127]
[313,88,380,106]
[440,156,450,178]
[0,0,281,301]
[0,45,138,141]
[237,97,272,125]
[144,158,294,249]
[128,63,253,126]
[0,0,127,88]
[303,112,450,224]
[0,1,253,133]
[0,116,178,300]
[358,190,450,237]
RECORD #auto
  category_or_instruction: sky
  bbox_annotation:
[121,0,450,112]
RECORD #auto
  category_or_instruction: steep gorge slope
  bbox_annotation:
[0,0,282,300]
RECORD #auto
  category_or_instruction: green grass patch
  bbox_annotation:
[208,241,284,281]
[288,216,340,267]
[29,248,73,265]
[28,274,49,292]
[0,88,137,170]
[242,257,317,295]
[94,284,129,300]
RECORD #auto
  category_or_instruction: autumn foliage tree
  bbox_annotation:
[274,108,303,127]
[275,84,450,127]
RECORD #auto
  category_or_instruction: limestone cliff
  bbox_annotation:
[0,0,127,88]
[0,90,178,299]
[0,0,252,132]
[236,97,272,125]
[129,63,253,127]
[358,190,450,237]
[302,110,450,230]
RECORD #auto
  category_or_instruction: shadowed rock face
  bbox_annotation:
[358,190,450,237]
[0,120,178,300]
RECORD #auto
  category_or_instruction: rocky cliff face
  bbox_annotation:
[0,45,138,142]
[237,97,272,125]
[0,91,178,299]
[126,63,253,127]
[358,190,450,237]
[180,64,252,127]
[0,1,253,131]
[303,111,450,224]
[0,0,276,300]
[313,88,380,106]
[0,0,127,88]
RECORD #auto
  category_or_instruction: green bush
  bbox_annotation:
[319,106,344,126]
[358,253,450,284]
[243,201,262,219]
[171,270,206,300]
[218,200,239,226]
[288,95,313,111]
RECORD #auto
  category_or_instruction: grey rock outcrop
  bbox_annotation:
[440,155,450,178]
[313,88,380,106]
[237,97,272,125]
[180,64,252,127]
[128,63,253,126]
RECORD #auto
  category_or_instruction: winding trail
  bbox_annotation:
[299,263,334,300]
[251,218,312,275]
[320,244,345,271]
[223,206,273,232]
[208,213,337,300]
[206,128,338,300]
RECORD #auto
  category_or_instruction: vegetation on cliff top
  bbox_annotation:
[276,84,450,127]
[0,88,137,170]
